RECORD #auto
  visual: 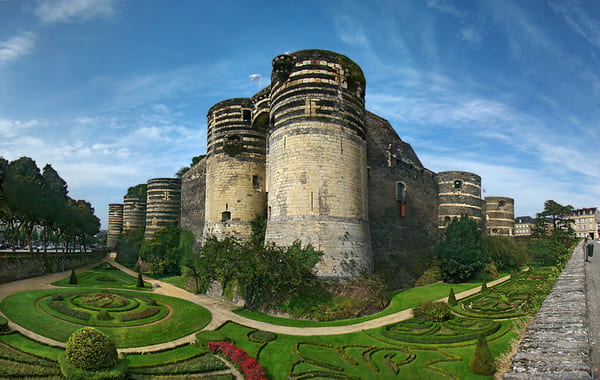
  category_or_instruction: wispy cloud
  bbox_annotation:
[334,14,370,47]
[426,0,466,19]
[549,0,600,49]
[33,0,120,24]
[0,32,36,67]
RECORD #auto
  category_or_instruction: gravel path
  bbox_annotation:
[0,252,513,352]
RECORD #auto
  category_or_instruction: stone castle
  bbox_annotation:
[108,49,515,286]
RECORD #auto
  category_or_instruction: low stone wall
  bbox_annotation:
[0,250,106,284]
[504,242,592,379]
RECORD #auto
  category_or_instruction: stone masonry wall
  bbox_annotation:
[485,196,515,236]
[503,243,591,379]
[181,158,206,246]
[365,112,439,288]
[437,171,483,229]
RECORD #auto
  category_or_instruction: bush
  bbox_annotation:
[65,327,118,371]
[120,307,159,322]
[413,300,452,322]
[48,300,91,321]
[485,236,527,270]
[147,299,157,306]
[70,269,78,284]
[469,334,496,375]
[97,310,112,321]
[248,330,277,343]
[448,288,458,307]
[136,272,144,288]
[196,330,232,347]
[52,294,64,301]
[97,275,116,282]
[0,316,8,332]
[59,353,128,380]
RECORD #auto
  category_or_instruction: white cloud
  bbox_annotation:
[334,14,370,47]
[0,118,40,139]
[0,32,36,67]
[549,0,600,49]
[426,0,465,19]
[33,0,120,24]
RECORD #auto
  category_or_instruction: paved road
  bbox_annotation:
[0,252,513,353]
[585,240,600,379]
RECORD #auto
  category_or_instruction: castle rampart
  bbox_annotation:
[265,49,372,278]
[122,194,146,232]
[437,171,483,229]
[203,98,267,241]
[484,196,515,236]
[145,178,181,239]
[181,158,206,246]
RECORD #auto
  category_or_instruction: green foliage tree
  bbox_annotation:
[481,276,487,292]
[115,227,144,265]
[136,272,144,288]
[484,236,527,270]
[65,327,118,371]
[437,215,489,283]
[469,334,496,375]
[538,200,573,230]
[126,183,147,200]
[448,287,457,307]
[139,225,182,275]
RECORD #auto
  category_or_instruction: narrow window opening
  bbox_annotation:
[268,206,271,219]
[242,110,251,123]
[221,211,231,223]
[253,175,260,191]
[454,180,462,189]
[395,182,406,202]
[225,203,228,210]
[498,200,506,210]
[444,216,451,226]
[311,192,314,211]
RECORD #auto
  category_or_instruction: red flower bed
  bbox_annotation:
[208,341,268,380]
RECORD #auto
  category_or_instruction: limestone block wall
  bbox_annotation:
[181,158,206,246]
[437,171,483,229]
[265,49,372,278]
[203,98,267,241]
[107,203,123,250]
[122,194,146,232]
[484,196,515,236]
[145,178,181,239]
[503,243,591,379]
[365,112,440,288]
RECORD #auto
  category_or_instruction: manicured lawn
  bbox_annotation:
[0,288,211,348]
[52,262,152,290]
[234,279,484,327]
[0,332,64,361]
[125,343,207,367]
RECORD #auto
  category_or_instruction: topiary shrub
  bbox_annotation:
[448,288,458,307]
[59,353,128,380]
[248,330,277,343]
[136,272,144,288]
[481,277,488,292]
[146,299,157,306]
[52,294,64,301]
[469,333,496,375]
[69,269,78,285]
[96,310,112,321]
[413,300,452,322]
[195,330,232,347]
[65,327,118,371]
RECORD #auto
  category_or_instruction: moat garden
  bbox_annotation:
[0,257,565,379]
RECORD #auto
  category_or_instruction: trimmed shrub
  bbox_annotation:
[448,288,458,307]
[48,301,91,321]
[0,316,8,333]
[481,277,488,292]
[469,333,496,375]
[136,272,144,288]
[120,307,159,322]
[59,353,128,380]
[147,299,157,306]
[413,300,452,322]
[69,269,78,285]
[196,330,232,347]
[208,341,267,380]
[52,294,64,301]
[96,310,112,321]
[97,275,116,282]
[248,330,277,343]
[65,327,118,371]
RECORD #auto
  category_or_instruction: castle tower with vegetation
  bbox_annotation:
[437,171,483,229]
[107,203,123,250]
[122,185,147,232]
[203,98,267,241]
[484,196,515,236]
[144,178,182,239]
[264,49,372,278]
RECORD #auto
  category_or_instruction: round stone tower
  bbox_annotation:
[265,49,372,278]
[145,178,182,239]
[437,171,483,229]
[203,97,267,241]
[122,194,146,232]
[107,203,123,250]
[484,196,515,236]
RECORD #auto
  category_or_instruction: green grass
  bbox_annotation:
[125,344,207,367]
[234,279,484,327]
[52,262,152,290]
[0,288,211,348]
[0,332,64,361]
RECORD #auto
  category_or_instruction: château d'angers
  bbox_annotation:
[107,49,515,287]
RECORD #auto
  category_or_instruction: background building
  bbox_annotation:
[570,207,599,239]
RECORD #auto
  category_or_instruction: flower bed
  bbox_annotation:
[208,341,267,380]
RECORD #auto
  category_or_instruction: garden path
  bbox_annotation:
[0,252,514,353]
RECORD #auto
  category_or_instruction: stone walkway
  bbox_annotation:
[0,252,514,353]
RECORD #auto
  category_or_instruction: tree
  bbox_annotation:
[69,269,78,284]
[448,288,458,306]
[139,225,182,275]
[469,334,495,375]
[136,272,144,288]
[437,215,489,283]
[40,164,68,253]
[537,200,573,230]
[115,227,144,265]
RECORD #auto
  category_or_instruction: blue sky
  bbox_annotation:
[1,0,599,229]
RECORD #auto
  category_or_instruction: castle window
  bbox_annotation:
[242,110,251,123]
[222,211,231,223]
[395,182,406,202]
[253,175,260,191]
[454,180,462,189]
[498,200,506,210]
[444,216,451,226]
